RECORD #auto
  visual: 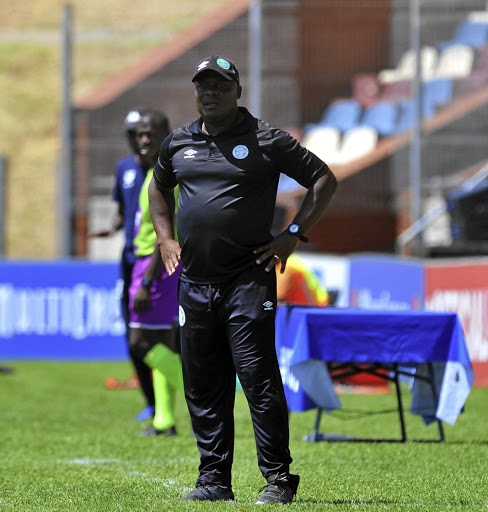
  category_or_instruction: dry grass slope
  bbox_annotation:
[0,0,230,258]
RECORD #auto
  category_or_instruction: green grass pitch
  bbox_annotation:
[0,361,487,511]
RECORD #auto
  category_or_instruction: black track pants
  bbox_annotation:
[178,264,292,488]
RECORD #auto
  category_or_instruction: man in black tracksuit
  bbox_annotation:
[148,55,337,504]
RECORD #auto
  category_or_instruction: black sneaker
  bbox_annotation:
[255,473,300,505]
[139,425,177,437]
[180,484,235,502]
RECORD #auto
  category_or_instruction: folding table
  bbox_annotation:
[275,305,474,442]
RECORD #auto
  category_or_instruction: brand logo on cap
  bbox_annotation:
[125,111,142,124]
[216,58,231,70]
[196,60,210,72]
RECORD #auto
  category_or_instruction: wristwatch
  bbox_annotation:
[287,223,309,243]
[141,277,155,290]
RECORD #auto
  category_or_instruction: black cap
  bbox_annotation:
[192,55,240,85]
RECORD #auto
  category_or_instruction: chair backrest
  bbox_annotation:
[467,11,488,24]
[455,20,488,47]
[320,99,362,132]
[334,126,378,164]
[435,45,474,79]
[378,46,437,83]
[301,126,341,164]
[422,78,453,112]
[438,20,488,51]
[420,46,439,79]
[359,101,399,137]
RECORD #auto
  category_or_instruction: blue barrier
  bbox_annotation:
[0,255,425,361]
[0,261,126,360]
[349,255,424,310]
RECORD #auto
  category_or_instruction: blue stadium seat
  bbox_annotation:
[358,101,399,137]
[394,99,430,134]
[319,99,362,132]
[423,78,453,112]
[437,20,488,51]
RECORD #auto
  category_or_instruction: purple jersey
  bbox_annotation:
[112,154,149,263]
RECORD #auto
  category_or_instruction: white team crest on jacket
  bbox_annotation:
[232,145,249,159]
[184,149,197,159]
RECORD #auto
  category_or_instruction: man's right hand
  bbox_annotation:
[158,239,181,275]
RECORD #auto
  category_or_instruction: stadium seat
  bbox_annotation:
[301,126,341,164]
[437,20,488,51]
[352,73,382,107]
[358,101,399,137]
[394,99,428,134]
[331,126,378,164]
[319,99,362,132]
[378,46,437,84]
[434,45,474,79]
[467,11,488,24]
[422,78,453,112]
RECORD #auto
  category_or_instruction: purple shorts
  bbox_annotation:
[129,255,180,329]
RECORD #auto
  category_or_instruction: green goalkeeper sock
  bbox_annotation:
[151,368,175,431]
[143,343,184,392]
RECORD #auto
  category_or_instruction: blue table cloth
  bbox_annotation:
[276,306,474,425]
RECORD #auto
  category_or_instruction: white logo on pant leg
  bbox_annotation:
[263,301,274,311]
[179,305,186,326]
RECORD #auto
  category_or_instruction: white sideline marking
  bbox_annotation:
[67,458,122,465]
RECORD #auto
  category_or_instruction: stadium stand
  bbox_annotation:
[378,46,438,84]
[73,0,488,258]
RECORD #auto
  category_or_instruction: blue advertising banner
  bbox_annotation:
[349,255,424,310]
[0,261,126,360]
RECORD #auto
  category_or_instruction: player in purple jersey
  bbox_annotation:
[98,106,157,421]
[128,109,184,437]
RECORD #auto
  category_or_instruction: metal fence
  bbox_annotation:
[63,0,488,257]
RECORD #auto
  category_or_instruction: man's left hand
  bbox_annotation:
[254,232,298,273]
